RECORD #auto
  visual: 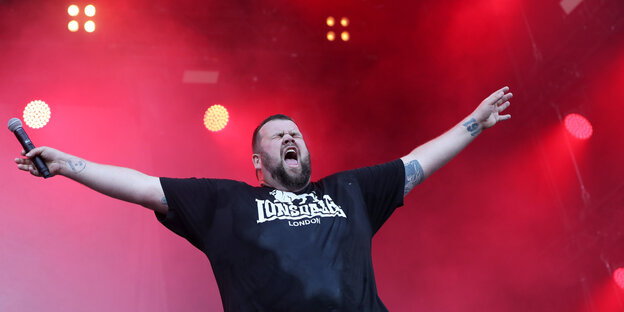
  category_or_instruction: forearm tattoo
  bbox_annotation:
[161,196,168,206]
[404,159,425,196]
[66,158,86,173]
[462,118,482,136]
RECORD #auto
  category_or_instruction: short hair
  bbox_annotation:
[252,114,295,154]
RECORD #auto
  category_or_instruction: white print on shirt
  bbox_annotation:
[288,217,320,227]
[256,190,347,224]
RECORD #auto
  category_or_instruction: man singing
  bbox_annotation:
[14,86,512,311]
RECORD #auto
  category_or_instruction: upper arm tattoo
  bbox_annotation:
[404,159,425,197]
[161,196,168,206]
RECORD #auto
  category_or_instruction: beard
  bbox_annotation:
[261,151,312,191]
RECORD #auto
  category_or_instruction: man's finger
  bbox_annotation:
[498,101,511,112]
[21,149,26,156]
[486,86,510,105]
[29,166,40,177]
[496,86,510,95]
[25,146,44,158]
[494,92,513,107]
[498,114,511,121]
[15,157,30,164]
[498,93,513,105]
[17,164,30,171]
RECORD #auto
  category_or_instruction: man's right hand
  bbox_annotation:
[14,146,69,178]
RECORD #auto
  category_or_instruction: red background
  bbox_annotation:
[1,0,624,311]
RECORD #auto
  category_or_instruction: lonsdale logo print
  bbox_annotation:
[256,190,347,226]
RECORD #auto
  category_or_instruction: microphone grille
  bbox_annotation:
[8,118,23,132]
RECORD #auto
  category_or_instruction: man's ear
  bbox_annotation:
[252,154,261,170]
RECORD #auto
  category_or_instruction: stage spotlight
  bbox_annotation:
[84,4,96,17]
[326,16,335,27]
[68,4,79,17]
[564,113,592,140]
[84,20,96,33]
[340,17,349,27]
[327,31,336,41]
[341,31,350,41]
[325,15,349,43]
[204,105,229,132]
[614,268,624,290]
[23,100,51,129]
[68,20,79,32]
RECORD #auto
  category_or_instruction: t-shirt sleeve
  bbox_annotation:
[155,177,233,251]
[347,159,405,233]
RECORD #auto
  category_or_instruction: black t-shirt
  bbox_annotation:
[156,159,405,311]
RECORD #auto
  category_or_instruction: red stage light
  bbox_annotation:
[564,113,593,139]
[204,105,229,132]
[23,100,51,129]
[614,268,624,290]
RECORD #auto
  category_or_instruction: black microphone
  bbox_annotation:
[8,118,51,178]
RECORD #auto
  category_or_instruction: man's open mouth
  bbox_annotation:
[284,146,299,167]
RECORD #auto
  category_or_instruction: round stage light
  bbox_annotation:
[68,4,79,17]
[614,268,624,290]
[68,20,79,32]
[84,20,96,33]
[23,100,51,129]
[564,113,592,140]
[327,31,336,41]
[204,105,229,132]
[85,4,96,17]
[341,31,350,41]
[326,16,335,27]
[340,17,349,27]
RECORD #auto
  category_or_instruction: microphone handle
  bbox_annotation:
[14,128,51,178]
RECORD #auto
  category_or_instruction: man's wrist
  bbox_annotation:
[461,116,483,137]
[59,156,87,176]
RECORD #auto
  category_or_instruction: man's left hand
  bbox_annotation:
[472,86,513,129]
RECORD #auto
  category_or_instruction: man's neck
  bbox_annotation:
[258,171,309,192]
[259,180,308,193]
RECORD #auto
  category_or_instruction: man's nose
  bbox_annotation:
[283,135,295,144]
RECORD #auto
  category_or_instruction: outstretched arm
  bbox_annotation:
[401,86,513,196]
[14,147,168,214]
